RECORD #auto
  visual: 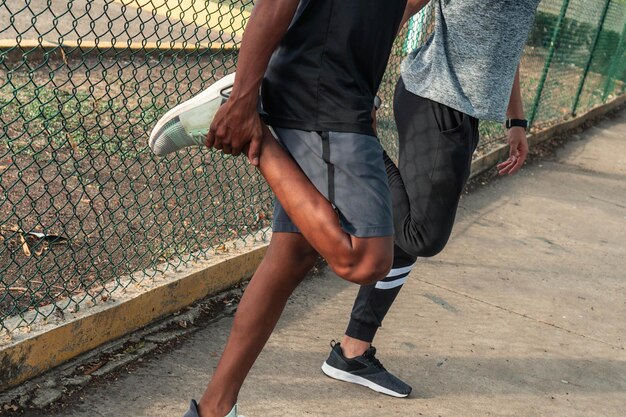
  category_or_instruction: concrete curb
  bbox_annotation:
[469,93,626,179]
[0,286,243,411]
[0,231,269,392]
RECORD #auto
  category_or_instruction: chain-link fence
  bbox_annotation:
[2,0,626,334]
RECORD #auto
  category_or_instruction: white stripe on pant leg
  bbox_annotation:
[375,264,414,289]
[386,264,415,278]
[375,276,407,289]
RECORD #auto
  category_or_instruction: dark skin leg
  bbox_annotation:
[197,232,319,417]
[255,126,393,285]
[195,129,393,416]
[196,131,392,416]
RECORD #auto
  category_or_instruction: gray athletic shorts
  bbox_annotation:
[271,128,393,238]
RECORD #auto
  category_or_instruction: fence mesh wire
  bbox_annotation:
[2,0,626,334]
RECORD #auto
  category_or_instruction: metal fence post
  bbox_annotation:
[571,0,612,116]
[601,22,626,102]
[528,0,571,130]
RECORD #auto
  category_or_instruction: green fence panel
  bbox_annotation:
[0,0,266,332]
[528,0,571,129]
[571,0,612,116]
[601,21,626,101]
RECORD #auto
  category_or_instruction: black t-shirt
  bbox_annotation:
[261,0,407,136]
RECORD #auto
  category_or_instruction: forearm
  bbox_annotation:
[229,0,299,108]
[498,65,530,176]
[506,66,525,119]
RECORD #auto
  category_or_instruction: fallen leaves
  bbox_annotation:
[0,226,69,257]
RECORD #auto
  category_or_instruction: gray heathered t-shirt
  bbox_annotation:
[401,0,541,122]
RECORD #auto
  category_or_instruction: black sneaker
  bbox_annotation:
[321,341,412,397]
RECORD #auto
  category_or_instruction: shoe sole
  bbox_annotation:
[321,361,409,398]
[148,72,236,155]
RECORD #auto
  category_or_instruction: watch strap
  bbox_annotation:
[505,118,528,129]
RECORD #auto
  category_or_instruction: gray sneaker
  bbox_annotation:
[321,341,412,398]
[183,400,243,417]
[149,73,235,157]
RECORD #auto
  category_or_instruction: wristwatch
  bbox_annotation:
[505,118,528,130]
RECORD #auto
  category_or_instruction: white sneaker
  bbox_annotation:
[149,73,236,156]
[225,403,244,417]
[183,400,244,417]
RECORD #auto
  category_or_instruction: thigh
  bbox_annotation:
[329,131,393,238]
[270,128,328,235]
[394,77,479,230]
[272,128,393,239]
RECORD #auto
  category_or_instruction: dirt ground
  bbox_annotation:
[0,51,272,324]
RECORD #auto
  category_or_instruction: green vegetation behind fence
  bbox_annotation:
[1,0,626,334]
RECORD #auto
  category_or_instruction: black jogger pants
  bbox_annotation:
[346,77,480,342]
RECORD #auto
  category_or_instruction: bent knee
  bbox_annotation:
[331,253,392,286]
[417,236,449,257]
[402,231,451,258]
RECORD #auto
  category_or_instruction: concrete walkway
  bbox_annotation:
[0,0,246,47]
[54,111,626,416]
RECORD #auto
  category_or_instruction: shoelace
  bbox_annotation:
[363,349,386,371]
[191,132,207,146]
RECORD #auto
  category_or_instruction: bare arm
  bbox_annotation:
[206,0,300,165]
[497,66,529,175]
[506,66,525,120]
